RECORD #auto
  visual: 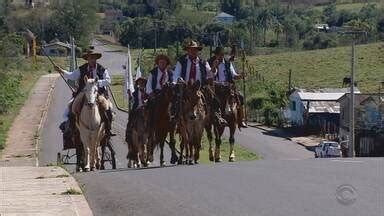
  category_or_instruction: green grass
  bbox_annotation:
[198,134,261,163]
[61,188,82,195]
[314,2,380,11]
[0,56,68,152]
[110,74,260,163]
[246,42,384,93]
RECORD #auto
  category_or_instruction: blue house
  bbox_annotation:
[215,12,235,24]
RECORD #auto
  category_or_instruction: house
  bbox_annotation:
[314,24,330,32]
[285,88,360,133]
[42,40,72,57]
[215,12,235,24]
[25,0,49,8]
[104,9,124,21]
[338,93,384,157]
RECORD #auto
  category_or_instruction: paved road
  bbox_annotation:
[39,44,383,216]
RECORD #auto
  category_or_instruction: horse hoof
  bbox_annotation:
[209,156,214,162]
[215,158,222,163]
[170,155,179,165]
[84,168,90,172]
[188,160,194,165]
[160,161,166,167]
[229,157,235,162]
[194,161,199,165]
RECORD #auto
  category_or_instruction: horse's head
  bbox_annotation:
[83,75,99,107]
[181,81,204,121]
[215,83,237,115]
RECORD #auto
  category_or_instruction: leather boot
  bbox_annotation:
[105,109,116,137]
[238,105,248,128]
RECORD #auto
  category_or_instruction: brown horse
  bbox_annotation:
[125,105,150,168]
[207,83,238,162]
[147,83,178,166]
[177,81,206,165]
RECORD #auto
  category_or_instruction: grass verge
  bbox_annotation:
[0,56,68,152]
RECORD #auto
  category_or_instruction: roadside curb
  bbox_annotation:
[35,74,59,167]
[248,124,314,151]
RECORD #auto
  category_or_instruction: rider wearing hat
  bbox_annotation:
[173,40,212,84]
[146,54,173,96]
[172,40,226,126]
[209,47,247,128]
[55,46,116,137]
[131,72,148,111]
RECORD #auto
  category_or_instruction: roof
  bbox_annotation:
[338,93,384,105]
[294,88,360,101]
[216,12,235,18]
[304,101,340,113]
[43,41,72,49]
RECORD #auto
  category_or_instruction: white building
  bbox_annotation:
[285,88,360,128]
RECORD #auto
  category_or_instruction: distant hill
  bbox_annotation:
[247,42,384,93]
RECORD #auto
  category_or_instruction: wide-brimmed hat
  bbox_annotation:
[135,67,147,84]
[213,46,225,55]
[82,46,102,60]
[183,40,203,51]
[155,54,171,65]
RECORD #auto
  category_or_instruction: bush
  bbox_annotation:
[0,69,22,114]
[0,33,25,57]
[303,32,338,50]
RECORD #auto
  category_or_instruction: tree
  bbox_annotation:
[220,0,243,17]
[50,0,99,48]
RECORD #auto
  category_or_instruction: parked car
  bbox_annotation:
[315,141,342,158]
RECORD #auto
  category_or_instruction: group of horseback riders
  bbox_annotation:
[130,40,247,129]
[55,39,247,170]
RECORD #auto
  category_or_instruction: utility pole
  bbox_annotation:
[288,69,292,92]
[349,40,355,157]
[338,28,366,157]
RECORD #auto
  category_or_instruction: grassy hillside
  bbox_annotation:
[315,2,380,11]
[247,42,384,93]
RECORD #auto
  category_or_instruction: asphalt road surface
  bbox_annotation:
[39,43,383,216]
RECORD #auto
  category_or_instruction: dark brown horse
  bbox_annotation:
[177,81,206,165]
[125,105,150,168]
[147,84,178,166]
[207,83,238,162]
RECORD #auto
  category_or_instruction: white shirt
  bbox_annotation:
[146,68,169,95]
[173,56,212,83]
[215,60,238,82]
[63,64,111,88]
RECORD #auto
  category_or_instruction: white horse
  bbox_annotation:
[72,76,105,172]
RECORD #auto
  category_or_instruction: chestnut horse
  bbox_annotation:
[125,105,150,168]
[147,84,178,166]
[177,81,206,165]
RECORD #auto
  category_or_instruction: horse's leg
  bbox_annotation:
[206,125,214,162]
[81,133,90,171]
[160,140,165,167]
[229,125,236,162]
[214,127,224,162]
[168,129,178,165]
[178,137,184,165]
[90,136,96,171]
[194,136,202,164]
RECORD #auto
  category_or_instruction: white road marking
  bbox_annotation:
[331,159,364,163]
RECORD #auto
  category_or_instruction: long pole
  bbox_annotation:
[349,39,355,157]
[242,49,247,124]
[41,48,75,93]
